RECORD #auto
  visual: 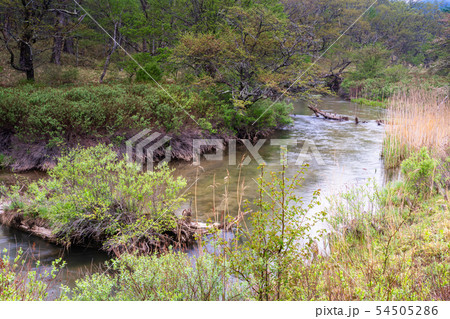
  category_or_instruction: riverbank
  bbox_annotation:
[0,128,232,172]
[0,83,292,171]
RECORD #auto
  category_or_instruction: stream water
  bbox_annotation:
[0,97,388,290]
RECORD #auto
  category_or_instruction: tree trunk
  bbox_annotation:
[51,11,65,65]
[63,37,75,54]
[20,42,34,81]
[19,28,34,81]
[100,22,120,83]
[142,39,147,52]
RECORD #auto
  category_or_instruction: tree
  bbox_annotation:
[173,3,320,107]
[49,0,85,65]
[0,0,53,81]
[429,10,449,75]
[81,0,136,83]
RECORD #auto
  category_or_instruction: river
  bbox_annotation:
[0,96,388,291]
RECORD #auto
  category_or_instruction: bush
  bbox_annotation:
[0,83,293,142]
[341,45,414,100]
[18,144,187,252]
[401,148,440,200]
[0,153,12,168]
[351,98,386,108]
[0,248,64,301]
[213,164,325,300]
[383,64,409,83]
[0,84,213,137]
[225,99,293,138]
[348,45,391,81]
[62,251,250,301]
[122,51,170,82]
[136,61,163,83]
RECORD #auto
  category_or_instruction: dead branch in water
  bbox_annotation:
[308,104,385,126]
[308,104,350,121]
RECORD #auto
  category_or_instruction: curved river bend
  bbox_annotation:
[0,97,388,289]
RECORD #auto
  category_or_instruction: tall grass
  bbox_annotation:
[383,88,449,168]
[322,179,450,301]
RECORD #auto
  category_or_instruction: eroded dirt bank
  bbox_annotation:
[0,129,233,172]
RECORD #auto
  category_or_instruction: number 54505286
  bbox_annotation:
[376,306,438,316]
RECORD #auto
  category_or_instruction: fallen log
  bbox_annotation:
[308,104,350,121]
[308,105,386,126]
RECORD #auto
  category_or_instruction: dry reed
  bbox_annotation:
[383,88,450,168]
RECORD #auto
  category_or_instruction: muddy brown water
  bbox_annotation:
[0,97,391,291]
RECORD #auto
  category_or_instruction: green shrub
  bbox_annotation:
[136,61,163,82]
[0,183,8,198]
[0,84,203,137]
[225,100,293,138]
[348,44,390,81]
[0,153,12,168]
[401,148,440,200]
[351,98,386,108]
[0,83,293,141]
[341,45,415,100]
[383,64,409,83]
[213,164,325,300]
[0,248,65,301]
[62,251,250,301]
[20,144,187,252]
[122,51,170,81]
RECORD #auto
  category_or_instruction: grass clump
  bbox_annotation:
[401,147,446,200]
[323,172,449,300]
[351,98,386,108]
